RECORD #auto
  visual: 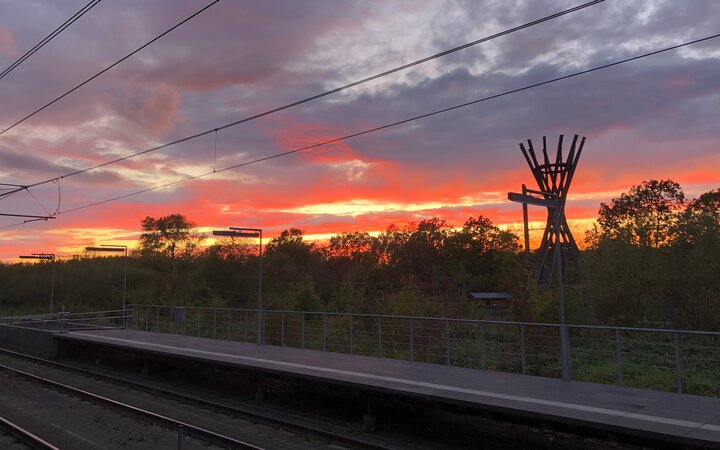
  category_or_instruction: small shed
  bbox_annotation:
[469,292,512,309]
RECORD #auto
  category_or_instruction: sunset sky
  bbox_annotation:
[0,0,718,261]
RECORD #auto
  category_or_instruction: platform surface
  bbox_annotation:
[55,328,720,447]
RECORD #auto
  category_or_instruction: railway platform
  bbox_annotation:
[53,328,720,448]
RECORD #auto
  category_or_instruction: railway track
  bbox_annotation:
[0,360,261,449]
[0,415,60,450]
[0,348,402,450]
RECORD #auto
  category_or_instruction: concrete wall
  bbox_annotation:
[0,324,58,357]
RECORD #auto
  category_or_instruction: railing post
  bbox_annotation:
[261,311,266,345]
[377,316,382,358]
[480,324,486,370]
[560,325,571,381]
[134,306,139,330]
[281,312,285,347]
[228,310,232,340]
[156,306,160,332]
[145,307,149,331]
[615,328,623,386]
[301,313,305,349]
[673,332,683,394]
[213,309,217,340]
[445,320,451,365]
[520,324,527,375]
[322,314,327,352]
[409,318,414,361]
[196,310,200,337]
[177,423,183,450]
[349,316,354,354]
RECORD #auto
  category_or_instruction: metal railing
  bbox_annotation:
[1,309,131,331]
[128,304,720,396]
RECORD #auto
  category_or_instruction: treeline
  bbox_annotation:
[0,215,521,320]
[1,180,718,330]
[583,180,720,329]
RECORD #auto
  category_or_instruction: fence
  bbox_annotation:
[1,309,130,331]
[127,304,720,396]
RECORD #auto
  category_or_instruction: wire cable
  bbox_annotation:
[23,0,604,188]
[52,178,62,215]
[54,31,720,216]
[0,0,220,136]
[0,0,103,80]
[0,217,53,231]
[25,188,52,216]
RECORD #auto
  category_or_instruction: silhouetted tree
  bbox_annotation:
[587,179,686,248]
[138,214,204,259]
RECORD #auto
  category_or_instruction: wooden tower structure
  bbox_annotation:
[518,134,584,284]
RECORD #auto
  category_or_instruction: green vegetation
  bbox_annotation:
[584,180,720,329]
[2,180,718,331]
[1,179,719,394]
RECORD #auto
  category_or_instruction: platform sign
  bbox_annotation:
[507,192,557,208]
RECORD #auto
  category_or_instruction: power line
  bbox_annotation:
[0,0,103,80]
[0,0,221,136]
[0,217,54,231]
[22,0,604,190]
[53,32,720,216]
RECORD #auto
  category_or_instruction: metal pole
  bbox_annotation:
[615,328,624,386]
[122,247,128,327]
[480,324,486,370]
[301,312,305,349]
[522,184,530,259]
[49,256,56,315]
[409,318,414,361]
[445,320,451,365]
[673,332,683,394]
[177,423,183,450]
[555,202,571,382]
[258,230,263,345]
[377,316,382,357]
[322,314,327,351]
[349,315,354,354]
[213,309,217,339]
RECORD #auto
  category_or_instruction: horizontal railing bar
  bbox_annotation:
[128,303,720,337]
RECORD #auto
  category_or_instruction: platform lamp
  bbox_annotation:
[86,245,128,326]
[212,227,263,344]
[18,253,56,315]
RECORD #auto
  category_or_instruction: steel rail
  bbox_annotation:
[0,348,397,450]
[0,358,264,450]
[0,415,60,450]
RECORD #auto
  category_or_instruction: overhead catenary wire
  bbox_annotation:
[0,0,221,137]
[51,31,720,216]
[0,0,103,80]
[0,217,54,230]
[20,0,605,190]
[26,188,52,217]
